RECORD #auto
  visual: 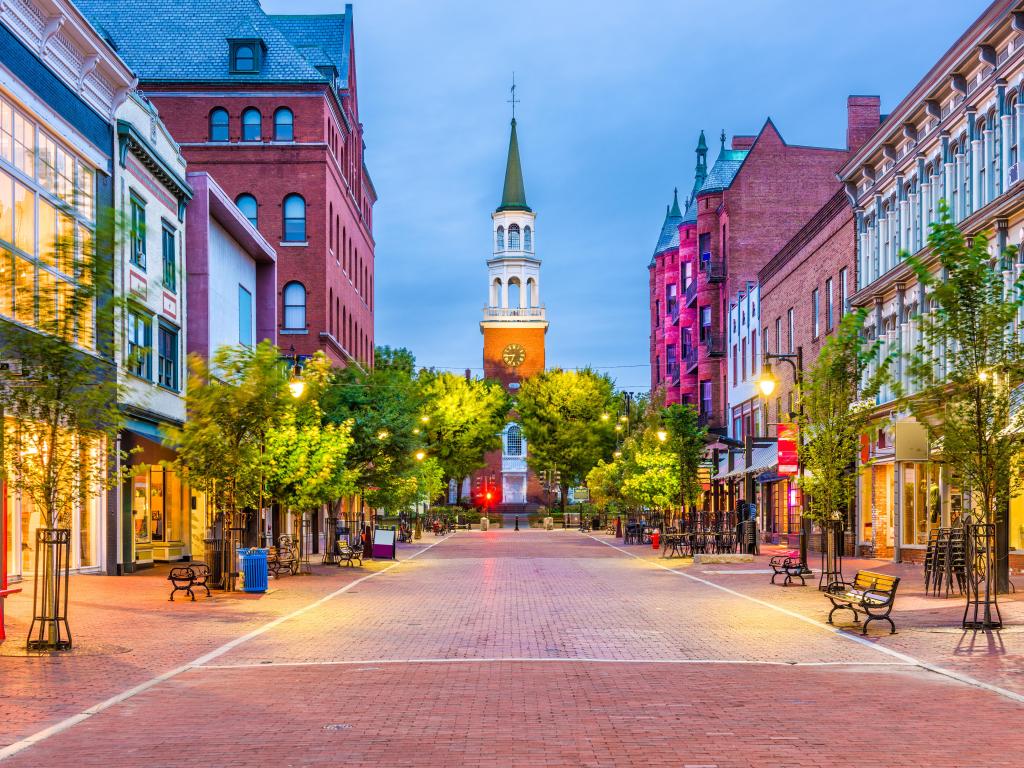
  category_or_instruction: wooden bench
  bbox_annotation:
[338,540,364,567]
[267,536,299,578]
[168,562,211,602]
[826,570,900,635]
[769,550,806,586]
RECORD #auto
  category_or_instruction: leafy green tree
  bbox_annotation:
[419,371,509,502]
[663,402,707,521]
[586,458,625,514]
[905,204,1024,591]
[797,308,884,526]
[322,346,425,513]
[166,342,288,535]
[266,353,356,529]
[516,368,617,513]
[620,444,679,513]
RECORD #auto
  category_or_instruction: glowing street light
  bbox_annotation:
[377,430,390,441]
[656,429,668,443]
[414,450,427,462]
[600,413,610,422]
[756,366,779,398]
[613,450,622,459]
[287,346,305,398]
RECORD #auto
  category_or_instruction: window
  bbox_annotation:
[241,108,261,141]
[750,329,758,374]
[508,223,520,249]
[130,196,146,268]
[127,310,152,379]
[235,194,258,228]
[283,194,306,241]
[839,268,848,318]
[209,108,229,141]
[666,344,677,378]
[732,344,738,381]
[232,43,257,73]
[524,225,532,251]
[239,285,253,346]
[283,281,306,329]
[698,233,710,259]
[787,308,794,353]
[775,317,782,354]
[12,110,33,177]
[274,108,293,141]
[508,278,521,308]
[811,288,820,338]
[158,325,178,390]
[825,278,834,331]
[496,226,504,249]
[161,224,176,292]
[505,424,524,456]
[654,299,660,327]
[666,283,677,314]
[700,380,712,416]
[741,336,747,381]
[699,305,711,341]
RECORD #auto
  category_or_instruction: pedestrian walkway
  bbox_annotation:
[2,530,1023,767]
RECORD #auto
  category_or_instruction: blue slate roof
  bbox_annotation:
[76,0,349,85]
[652,189,683,260]
[698,148,748,194]
[681,194,697,225]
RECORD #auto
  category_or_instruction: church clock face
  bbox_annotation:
[502,343,526,368]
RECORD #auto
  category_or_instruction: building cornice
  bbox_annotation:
[117,119,192,210]
[1,0,136,119]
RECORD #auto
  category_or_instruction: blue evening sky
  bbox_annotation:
[262,0,983,390]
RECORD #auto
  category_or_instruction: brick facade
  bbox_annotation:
[145,83,375,367]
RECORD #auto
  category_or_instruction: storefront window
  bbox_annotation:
[902,463,941,546]
[132,466,184,547]
[133,472,150,544]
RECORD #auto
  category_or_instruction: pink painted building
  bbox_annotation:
[649,97,880,431]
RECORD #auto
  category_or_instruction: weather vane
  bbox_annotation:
[508,73,520,120]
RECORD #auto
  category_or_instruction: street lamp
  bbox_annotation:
[600,413,610,422]
[757,347,809,573]
[656,429,668,443]
[287,347,305,399]
[414,450,426,462]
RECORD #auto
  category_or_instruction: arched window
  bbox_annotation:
[283,194,306,241]
[526,278,536,308]
[491,278,502,307]
[235,194,258,228]
[496,226,504,249]
[507,277,521,308]
[508,223,520,249]
[524,226,532,251]
[234,45,255,72]
[505,424,523,457]
[1009,94,1019,176]
[209,108,229,141]
[978,118,988,205]
[241,108,261,141]
[283,281,306,329]
[274,108,294,141]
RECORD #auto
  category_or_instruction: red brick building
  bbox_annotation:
[648,98,880,432]
[80,1,376,368]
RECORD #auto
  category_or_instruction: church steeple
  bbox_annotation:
[694,130,708,192]
[497,118,531,213]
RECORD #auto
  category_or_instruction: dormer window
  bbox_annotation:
[229,38,265,74]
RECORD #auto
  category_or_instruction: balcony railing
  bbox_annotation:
[701,258,726,283]
[683,345,698,371]
[685,280,697,307]
[703,332,725,357]
[482,306,547,320]
[669,302,680,325]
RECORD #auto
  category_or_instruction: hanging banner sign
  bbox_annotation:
[777,423,798,476]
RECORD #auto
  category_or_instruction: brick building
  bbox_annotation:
[649,99,879,433]
[79,0,376,368]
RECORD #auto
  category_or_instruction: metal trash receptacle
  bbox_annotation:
[237,548,269,593]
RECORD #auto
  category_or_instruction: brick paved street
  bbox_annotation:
[3,529,1024,767]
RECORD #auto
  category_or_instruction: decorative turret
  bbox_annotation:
[694,130,708,192]
[652,187,684,258]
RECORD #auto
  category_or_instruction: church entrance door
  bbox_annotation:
[503,474,527,504]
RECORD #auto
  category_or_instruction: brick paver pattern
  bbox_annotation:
[2,529,1024,767]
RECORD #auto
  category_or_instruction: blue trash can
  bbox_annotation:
[237,548,269,593]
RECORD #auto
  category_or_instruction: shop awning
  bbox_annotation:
[125,417,166,444]
[715,445,778,480]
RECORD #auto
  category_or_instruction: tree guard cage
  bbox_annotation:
[818,520,844,591]
[27,528,72,651]
[963,521,1002,629]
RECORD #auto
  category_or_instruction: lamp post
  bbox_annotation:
[756,347,810,574]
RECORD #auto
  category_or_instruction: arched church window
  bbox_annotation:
[524,226,532,251]
[508,223,520,249]
[496,226,504,249]
[508,278,521,308]
[505,424,523,456]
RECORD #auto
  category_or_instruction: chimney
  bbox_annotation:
[731,135,756,151]
[465,368,471,381]
[847,95,881,153]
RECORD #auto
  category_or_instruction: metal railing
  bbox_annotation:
[701,258,726,282]
[482,306,546,319]
[685,280,697,306]
[703,332,725,357]
[683,345,698,371]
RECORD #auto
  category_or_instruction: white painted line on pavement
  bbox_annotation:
[0,537,447,762]
[586,534,1024,706]
[198,657,914,670]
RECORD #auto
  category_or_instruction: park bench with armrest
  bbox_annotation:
[168,562,211,602]
[337,539,364,567]
[267,536,299,578]
[825,570,900,634]
[769,550,806,586]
